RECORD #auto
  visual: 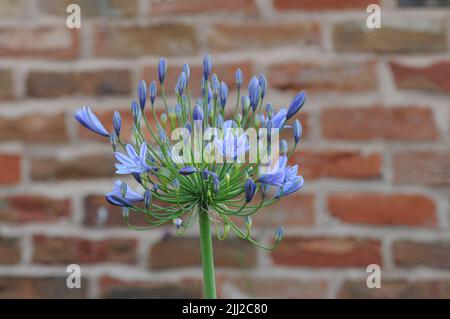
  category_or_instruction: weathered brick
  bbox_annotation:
[31,154,114,181]
[149,236,257,270]
[33,235,137,264]
[0,27,79,59]
[339,280,450,299]
[39,0,138,17]
[0,196,70,224]
[27,70,131,98]
[0,113,68,143]
[0,0,26,18]
[100,276,202,298]
[390,61,450,95]
[268,61,377,92]
[151,0,257,15]
[328,193,437,227]
[254,193,315,227]
[393,241,450,269]
[0,154,21,185]
[94,24,198,57]
[291,150,382,180]
[321,106,437,140]
[142,60,253,97]
[218,276,327,298]
[272,237,382,267]
[0,69,13,100]
[0,277,87,298]
[333,20,447,53]
[394,151,450,186]
[0,236,20,264]
[274,0,379,11]
[208,22,320,51]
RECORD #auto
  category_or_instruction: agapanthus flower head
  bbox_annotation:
[74,106,110,137]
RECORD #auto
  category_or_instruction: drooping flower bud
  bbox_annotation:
[235,68,243,89]
[293,119,302,144]
[113,111,121,137]
[158,58,167,84]
[138,80,147,110]
[286,90,306,120]
[179,166,197,175]
[244,178,256,203]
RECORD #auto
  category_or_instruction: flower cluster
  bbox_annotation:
[74,55,306,249]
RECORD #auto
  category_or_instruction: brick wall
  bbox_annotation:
[0,0,449,299]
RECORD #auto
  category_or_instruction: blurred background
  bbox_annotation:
[0,0,449,298]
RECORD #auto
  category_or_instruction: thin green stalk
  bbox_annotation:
[198,205,216,299]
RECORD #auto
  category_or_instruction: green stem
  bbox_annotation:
[198,206,216,299]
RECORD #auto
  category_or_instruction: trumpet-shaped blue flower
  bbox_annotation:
[277,164,304,197]
[214,121,249,161]
[74,106,110,137]
[106,180,144,207]
[258,155,287,186]
[114,143,152,175]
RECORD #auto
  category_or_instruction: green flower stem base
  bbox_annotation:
[198,208,217,299]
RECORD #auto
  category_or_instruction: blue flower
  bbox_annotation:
[149,81,157,105]
[261,108,287,129]
[248,77,260,111]
[219,81,228,108]
[114,143,152,175]
[113,111,121,137]
[277,164,304,197]
[286,91,306,120]
[106,180,144,207]
[138,80,147,110]
[74,106,110,137]
[203,54,212,80]
[179,166,198,175]
[193,105,204,121]
[258,156,287,186]
[244,178,256,203]
[158,58,167,84]
[235,69,243,89]
[214,121,249,161]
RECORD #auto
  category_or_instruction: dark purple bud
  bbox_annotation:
[185,122,192,133]
[131,172,142,185]
[158,58,167,84]
[286,90,306,120]
[244,178,256,203]
[138,80,147,110]
[193,105,203,121]
[179,166,197,175]
[113,111,121,137]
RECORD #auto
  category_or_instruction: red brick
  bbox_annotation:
[272,236,382,267]
[142,60,253,97]
[390,61,450,95]
[33,235,137,264]
[27,70,131,98]
[151,0,257,16]
[0,237,20,264]
[149,236,257,270]
[0,27,79,59]
[0,0,26,18]
[333,20,447,53]
[99,276,202,298]
[339,280,450,299]
[0,277,87,298]
[0,196,70,224]
[328,193,437,227]
[268,61,377,93]
[39,0,138,17]
[0,113,68,143]
[393,151,450,186]
[321,106,437,141]
[291,150,382,180]
[274,0,379,11]
[0,69,13,100]
[208,22,320,52]
[94,24,198,57]
[217,276,327,298]
[31,154,114,181]
[393,241,450,269]
[0,154,21,185]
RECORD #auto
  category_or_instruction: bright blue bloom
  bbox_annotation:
[106,180,144,207]
[113,111,121,136]
[286,91,306,120]
[158,58,167,84]
[293,119,302,143]
[258,155,287,186]
[179,166,197,175]
[138,80,146,110]
[258,74,267,99]
[276,164,304,198]
[131,101,141,123]
[235,69,243,89]
[244,178,256,203]
[214,121,249,161]
[193,105,203,121]
[248,76,260,111]
[176,72,187,95]
[262,108,286,129]
[74,106,110,137]
[149,81,157,105]
[182,63,190,78]
[203,54,212,80]
[219,81,228,108]
[114,143,152,175]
